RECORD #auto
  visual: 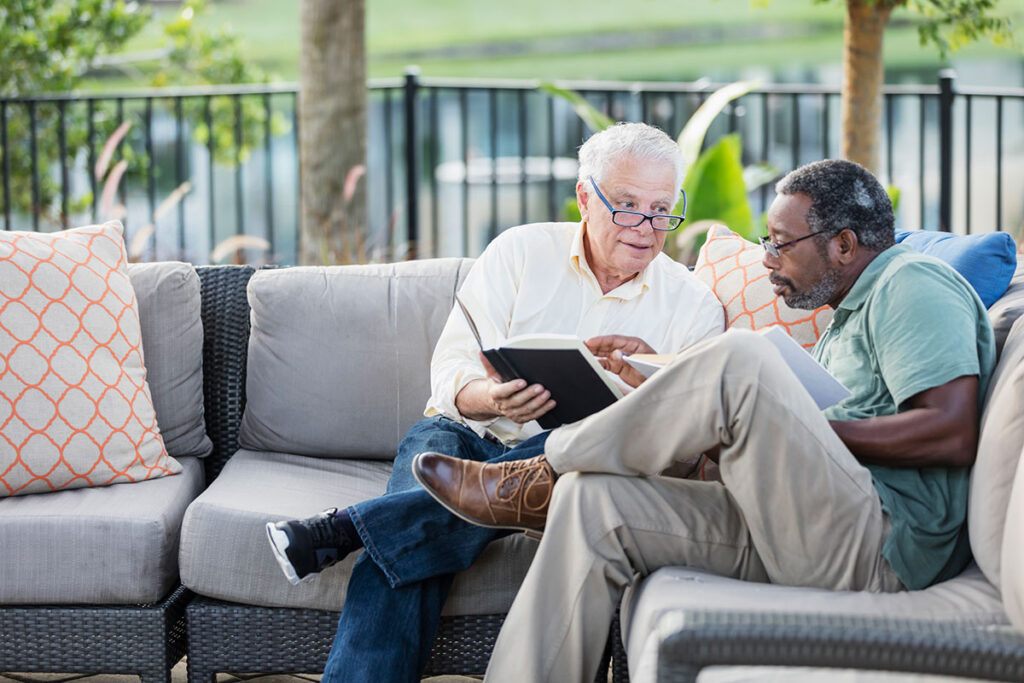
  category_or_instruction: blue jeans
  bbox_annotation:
[321,416,549,683]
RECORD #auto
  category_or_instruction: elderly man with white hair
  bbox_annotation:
[264,122,725,683]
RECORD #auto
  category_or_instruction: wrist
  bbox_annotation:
[456,378,500,421]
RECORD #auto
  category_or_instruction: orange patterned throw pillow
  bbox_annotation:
[0,221,180,497]
[693,225,833,349]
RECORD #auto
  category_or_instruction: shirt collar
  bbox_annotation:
[570,222,653,300]
[835,243,908,313]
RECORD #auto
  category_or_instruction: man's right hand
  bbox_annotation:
[454,352,556,423]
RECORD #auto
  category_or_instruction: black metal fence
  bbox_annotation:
[1,71,1021,264]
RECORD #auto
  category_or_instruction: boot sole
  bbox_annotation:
[265,523,315,585]
[412,454,543,541]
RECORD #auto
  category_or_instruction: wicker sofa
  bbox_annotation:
[0,259,614,683]
[177,261,616,682]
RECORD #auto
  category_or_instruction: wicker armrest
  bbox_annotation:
[196,265,255,482]
[654,610,1024,683]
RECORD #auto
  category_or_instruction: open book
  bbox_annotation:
[456,297,623,429]
[624,326,852,410]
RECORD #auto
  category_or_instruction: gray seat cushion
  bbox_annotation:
[179,448,537,615]
[0,456,203,604]
[128,262,212,458]
[623,565,1008,683]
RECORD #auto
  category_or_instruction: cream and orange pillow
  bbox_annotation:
[0,221,180,497]
[693,224,832,349]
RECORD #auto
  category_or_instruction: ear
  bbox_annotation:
[831,228,859,264]
[575,180,591,222]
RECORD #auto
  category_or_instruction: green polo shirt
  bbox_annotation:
[813,244,995,590]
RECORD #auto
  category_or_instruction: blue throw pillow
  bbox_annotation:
[895,230,1018,308]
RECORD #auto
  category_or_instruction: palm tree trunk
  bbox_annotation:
[298,0,366,265]
[842,0,897,173]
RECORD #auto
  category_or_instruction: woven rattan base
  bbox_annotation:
[0,585,191,683]
[186,595,614,682]
[185,596,506,681]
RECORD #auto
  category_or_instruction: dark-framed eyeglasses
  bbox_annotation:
[588,176,686,232]
[759,229,830,258]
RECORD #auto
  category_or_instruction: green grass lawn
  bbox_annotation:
[92,0,1024,87]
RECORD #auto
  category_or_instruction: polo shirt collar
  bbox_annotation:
[835,243,909,313]
[570,222,653,299]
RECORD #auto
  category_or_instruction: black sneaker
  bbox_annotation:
[265,508,354,585]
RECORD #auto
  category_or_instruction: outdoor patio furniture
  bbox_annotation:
[180,262,614,682]
[4,231,1020,683]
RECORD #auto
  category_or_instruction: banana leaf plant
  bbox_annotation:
[542,81,778,263]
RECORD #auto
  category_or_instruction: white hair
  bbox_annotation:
[577,122,686,191]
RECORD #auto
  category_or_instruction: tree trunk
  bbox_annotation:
[298,0,366,265]
[842,0,896,173]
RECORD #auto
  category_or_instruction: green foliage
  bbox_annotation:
[563,196,582,223]
[908,0,1014,55]
[676,80,760,172]
[804,0,1014,55]
[682,135,754,238]
[0,0,150,96]
[886,184,901,211]
[0,0,280,227]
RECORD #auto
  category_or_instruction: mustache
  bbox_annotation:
[768,274,794,289]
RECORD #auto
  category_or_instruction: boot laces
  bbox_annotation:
[307,514,347,549]
[496,459,552,514]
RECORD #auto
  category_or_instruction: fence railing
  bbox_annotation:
[1,71,1021,264]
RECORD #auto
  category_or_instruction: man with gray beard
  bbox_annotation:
[412,159,997,683]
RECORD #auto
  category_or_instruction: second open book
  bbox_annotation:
[624,325,851,411]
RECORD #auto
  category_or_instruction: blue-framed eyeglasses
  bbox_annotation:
[588,177,686,232]
[759,229,830,258]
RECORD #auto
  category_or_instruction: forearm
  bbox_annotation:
[831,410,977,468]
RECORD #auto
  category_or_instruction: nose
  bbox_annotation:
[761,248,779,271]
[629,216,655,234]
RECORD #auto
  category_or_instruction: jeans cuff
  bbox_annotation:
[347,504,402,589]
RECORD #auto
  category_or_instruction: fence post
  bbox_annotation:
[404,66,421,258]
[938,69,955,232]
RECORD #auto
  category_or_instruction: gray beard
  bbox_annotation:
[782,267,841,310]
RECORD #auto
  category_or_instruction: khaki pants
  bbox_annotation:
[485,330,905,683]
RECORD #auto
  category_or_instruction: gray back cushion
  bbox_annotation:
[990,255,1024,356]
[969,314,1024,587]
[128,262,212,458]
[238,259,474,458]
[1002,436,1024,632]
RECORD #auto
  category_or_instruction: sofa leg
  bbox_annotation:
[139,668,172,683]
[185,658,217,683]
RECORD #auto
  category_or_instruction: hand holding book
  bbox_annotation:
[475,351,556,424]
[455,296,638,429]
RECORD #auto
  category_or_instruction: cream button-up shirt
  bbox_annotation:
[424,221,725,444]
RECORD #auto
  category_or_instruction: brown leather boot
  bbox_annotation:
[412,452,555,538]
